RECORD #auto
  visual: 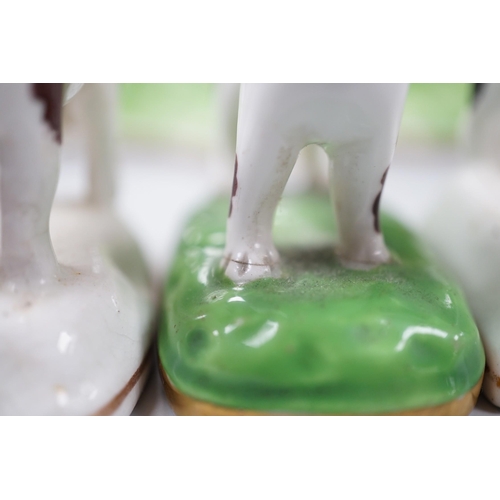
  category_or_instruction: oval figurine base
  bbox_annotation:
[158,194,485,416]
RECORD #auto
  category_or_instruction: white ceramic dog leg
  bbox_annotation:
[0,83,62,286]
[223,86,302,281]
[329,137,396,269]
[79,83,117,206]
[223,83,408,283]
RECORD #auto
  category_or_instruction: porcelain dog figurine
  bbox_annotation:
[159,83,484,416]
[0,84,154,415]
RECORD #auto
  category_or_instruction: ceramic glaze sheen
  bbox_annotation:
[0,205,154,415]
[159,195,484,414]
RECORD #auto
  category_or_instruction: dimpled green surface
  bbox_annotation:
[158,195,484,414]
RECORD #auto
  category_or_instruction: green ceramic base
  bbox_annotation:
[158,194,485,414]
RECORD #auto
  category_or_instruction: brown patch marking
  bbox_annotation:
[492,371,500,389]
[483,364,500,387]
[372,166,390,233]
[32,84,64,143]
[228,155,238,217]
[372,193,383,233]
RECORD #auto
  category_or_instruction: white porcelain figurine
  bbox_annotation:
[425,83,500,408]
[0,83,154,415]
[222,83,409,283]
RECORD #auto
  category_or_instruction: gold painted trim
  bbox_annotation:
[93,351,152,416]
[160,362,483,416]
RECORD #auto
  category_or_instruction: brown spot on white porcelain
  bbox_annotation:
[31,84,63,143]
[228,155,239,217]
[372,166,390,233]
